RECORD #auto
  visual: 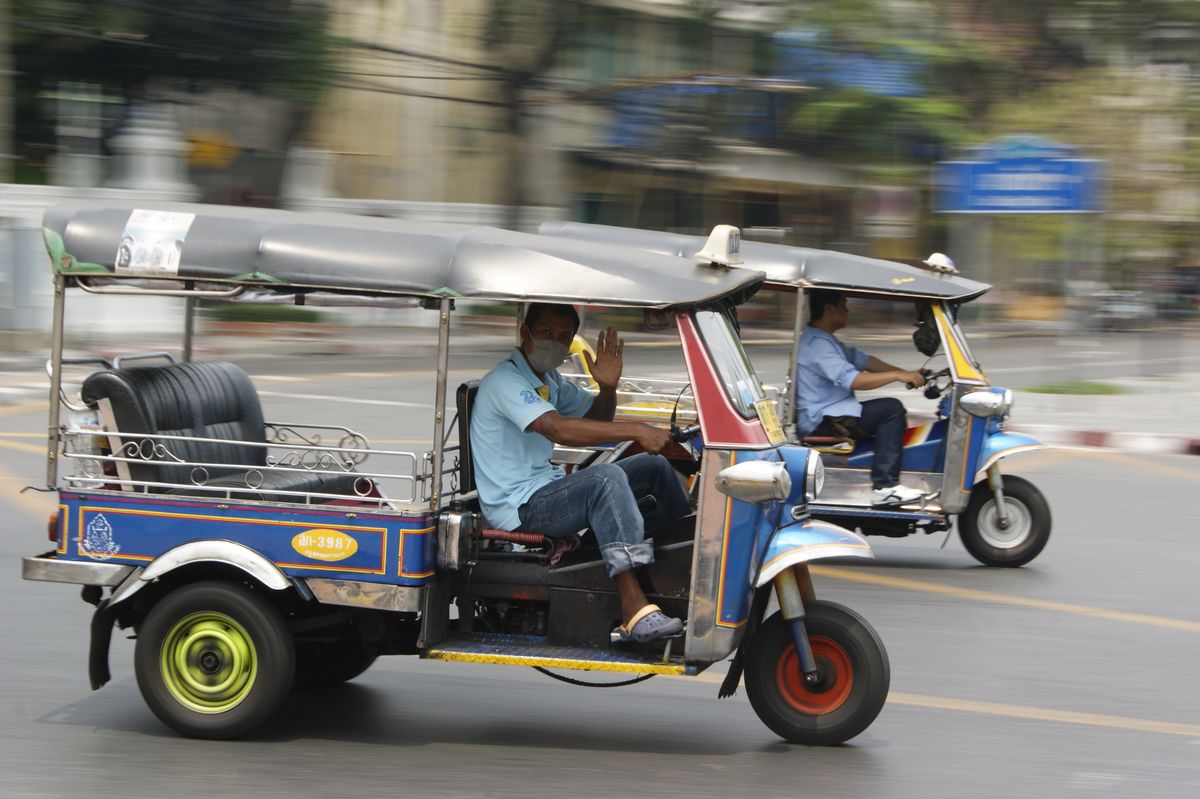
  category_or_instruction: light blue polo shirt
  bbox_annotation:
[794,325,870,436]
[470,348,595,530]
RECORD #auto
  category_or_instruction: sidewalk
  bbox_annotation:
[3,326,1200,457]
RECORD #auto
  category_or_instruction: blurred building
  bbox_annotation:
[310,1,869,243]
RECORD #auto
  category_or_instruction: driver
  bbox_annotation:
[470,302,690,643]
[795,290,927,506]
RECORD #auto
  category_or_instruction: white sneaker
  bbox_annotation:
[871,484,924,506]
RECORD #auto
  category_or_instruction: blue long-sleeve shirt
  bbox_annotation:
[793,325,869,436]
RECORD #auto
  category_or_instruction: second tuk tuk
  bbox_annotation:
[541,222,1052,568]
[23,202,890,745]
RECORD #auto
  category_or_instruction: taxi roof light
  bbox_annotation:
[696,225,743,267]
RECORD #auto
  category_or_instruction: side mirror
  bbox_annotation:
[643,308,674,330]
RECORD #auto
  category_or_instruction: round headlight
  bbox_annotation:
[805,451,825,501]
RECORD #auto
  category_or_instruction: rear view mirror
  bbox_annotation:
[644,309,675,330]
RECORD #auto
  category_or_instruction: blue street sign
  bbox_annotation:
[936,135,1104,214]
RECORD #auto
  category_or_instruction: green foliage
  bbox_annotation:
[201,303,325,325]
[14,1,336,103]
[790,90,970,161]
[1023,381,1126,395]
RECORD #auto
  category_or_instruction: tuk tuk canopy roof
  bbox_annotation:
[42,202,763,309]
[539,221,991,302]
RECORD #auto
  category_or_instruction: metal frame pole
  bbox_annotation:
[781,288,807,437]
[429,297,452,509]
[182,295,196,362]
[45,274,66,487]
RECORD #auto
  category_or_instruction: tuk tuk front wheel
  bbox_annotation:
[958,475,1051,567]
[134,581,294,739]
[743,602,889,746]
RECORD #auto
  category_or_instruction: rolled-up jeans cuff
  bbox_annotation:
[600,538,655,578]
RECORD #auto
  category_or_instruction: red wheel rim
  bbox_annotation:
[775,635,853,715]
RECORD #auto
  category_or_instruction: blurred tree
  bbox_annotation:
[783,0,1200,164]
[12,0,335,191]
[481,0,581,228]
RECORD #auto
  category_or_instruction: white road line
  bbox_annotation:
[256,390,430,408]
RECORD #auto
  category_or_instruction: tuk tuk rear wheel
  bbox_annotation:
[958,475,1051,567]
[134,581,294,739]
[744,602,889,746]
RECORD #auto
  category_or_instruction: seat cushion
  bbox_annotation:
[82,361,266,487]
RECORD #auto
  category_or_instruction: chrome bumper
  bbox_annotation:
[22,552,136,586]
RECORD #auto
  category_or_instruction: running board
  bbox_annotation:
[423,632,690,675]
[811,504,947,523]
[817,467,943,512]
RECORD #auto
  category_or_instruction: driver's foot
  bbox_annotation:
[872,484,924,505]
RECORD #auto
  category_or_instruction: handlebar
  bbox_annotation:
[670,424,702,444]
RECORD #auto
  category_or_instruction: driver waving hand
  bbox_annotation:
[470,303,691,643]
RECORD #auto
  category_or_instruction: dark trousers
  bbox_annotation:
[814,397,907,489]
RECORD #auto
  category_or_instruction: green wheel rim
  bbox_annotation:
[160,612,258,714]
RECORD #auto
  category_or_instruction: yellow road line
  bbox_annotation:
[0,432,44,438]
[0,401,44,418]
[0,460,54,518]
[0,437,47,455]
[1084,448,1200,482]
[811,565,1200,633]
[1006,448,1079,471]
[887,691,1200,738]
[683,672,1200,738]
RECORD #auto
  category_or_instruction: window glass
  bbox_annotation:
[694,310,764,418]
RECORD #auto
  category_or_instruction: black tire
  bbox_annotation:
[743,602,890,746]
[134,581,294,739]
[293,641,377,688]
[958,474,1051,567]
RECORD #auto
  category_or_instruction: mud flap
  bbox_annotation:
[88,598,121,690]
[717,584,772,699]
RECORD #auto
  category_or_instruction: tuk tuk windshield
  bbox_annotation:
[694,309,766,419]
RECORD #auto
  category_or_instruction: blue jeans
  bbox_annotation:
[516,453,691,578]
[816,397,907,489]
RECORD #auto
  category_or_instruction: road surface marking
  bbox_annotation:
[1082,449,1200,481]
[257,390,430,408]
[0,437,46,455]
[812,565,1200,633]
[0,401,44,418]
[885,692,1200,738]
[681,672,1200,738]
[0,460,55,517]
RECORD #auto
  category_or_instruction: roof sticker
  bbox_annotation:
[115,209,196,275]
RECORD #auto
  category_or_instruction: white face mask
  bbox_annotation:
[525,339,570,374]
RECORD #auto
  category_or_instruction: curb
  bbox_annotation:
[1007,424,1200,457]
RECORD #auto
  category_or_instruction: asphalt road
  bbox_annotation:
[2,339,1200,798]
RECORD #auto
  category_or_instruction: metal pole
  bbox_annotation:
[781,289,807,438]
[46,275,67,488]
[182,295,196,362]
[429,297,452,509]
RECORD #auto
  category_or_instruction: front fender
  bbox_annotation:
[755,518,873,587]
[978,430,1046,474]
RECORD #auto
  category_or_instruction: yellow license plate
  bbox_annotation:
[754,398,785,445]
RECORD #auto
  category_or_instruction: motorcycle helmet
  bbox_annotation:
[912,303,940,356]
